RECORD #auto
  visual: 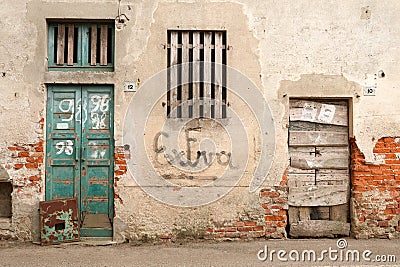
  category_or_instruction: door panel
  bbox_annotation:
[46,85,114,235]
[46,87,81,203]
[81,88,114,218]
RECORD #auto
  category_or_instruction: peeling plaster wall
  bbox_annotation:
[0,0,400,240]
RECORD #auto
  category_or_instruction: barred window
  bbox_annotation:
[48,21,114,71]
[167,31,227,118]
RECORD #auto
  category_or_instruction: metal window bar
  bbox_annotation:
[167,30,227,119]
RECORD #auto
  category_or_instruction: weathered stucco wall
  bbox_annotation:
[0,0,399,241]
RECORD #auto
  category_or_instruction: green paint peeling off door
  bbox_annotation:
[46,85,114,237]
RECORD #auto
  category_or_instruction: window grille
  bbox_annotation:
[167,31,227,118]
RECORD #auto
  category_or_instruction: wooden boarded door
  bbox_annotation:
[46,85,114,237]
[288,99,350,237]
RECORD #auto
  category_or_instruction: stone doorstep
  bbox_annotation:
[33,237,118,247]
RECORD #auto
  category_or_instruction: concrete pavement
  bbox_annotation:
[0,238,399,267]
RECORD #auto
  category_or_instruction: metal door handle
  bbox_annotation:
[75,145,79,161]
[82,147,85,161]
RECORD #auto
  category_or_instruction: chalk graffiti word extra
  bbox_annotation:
[153,131,232,168]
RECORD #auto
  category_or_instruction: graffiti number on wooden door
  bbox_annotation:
[90,95,110,129]
[55,140,74,155]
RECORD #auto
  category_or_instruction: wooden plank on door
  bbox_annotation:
[288,184,348,206]
[289,100,348,126]
[289,131,348,146]
[214,32,223,119]
[289,146,315,155]
[316,124,348,133]
[299,207,311,221]
[289,121,316,131]
[288,166,315,174]
[290,149,348,169]
[316,169,349,185]
[288,207,299,224]
[181,32,189,118]
[67,24,74,66]
[290,220,350,237]
[90,25,97,66]
[290,156,348,170]
[287,173,315,187]
[56,24,65,65]
[330,204,348,222]
[203,32,212,118]
[100,25,108,66]
[192,32,201,118]
[169,32,178,118]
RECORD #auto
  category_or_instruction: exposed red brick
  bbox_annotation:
[18,151,29,157]
[265,228,277,234]
[14,164,24,169]
[25,163,38,169]
[276,221,287,227]
[115,159,127,165]
[274,198,288,203]
[378,221,389,227]
[237,227,252,232]
[233,221,245,227]
[212,232,224,238]
[225,232,240,238]
[115,170,125,176]
[28,176,40,181]
[244,221,256,227]
[260,191,280,197]
[351,137,400,239]
[251,231,266,238]
[265,215,283,221]
[26,157,35,163]
[115,153,126,159]
[253,226,264,231]
[225,227,237,232]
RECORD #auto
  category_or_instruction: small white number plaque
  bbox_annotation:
[124,82,137,92]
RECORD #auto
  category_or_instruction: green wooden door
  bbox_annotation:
[46,85,114,237]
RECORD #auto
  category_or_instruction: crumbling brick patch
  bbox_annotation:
[1,118,44,240]
[6,141,44,193]
[205,219,267,240]
[351,137,400,239]
[205,169,289,240]
[259,169,289,239]
[4,141,44,241]
[114,146,130,207]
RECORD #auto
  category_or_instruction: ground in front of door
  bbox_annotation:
[0,238,399,267]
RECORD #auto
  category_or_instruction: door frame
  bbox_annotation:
[45,84,115,227]
[287,97,351,237]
